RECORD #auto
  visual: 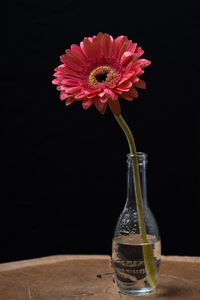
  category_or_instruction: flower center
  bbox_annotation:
[88,65,117,87]
[95,72,108,83]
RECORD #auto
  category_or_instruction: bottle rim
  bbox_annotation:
[126,152,147,164]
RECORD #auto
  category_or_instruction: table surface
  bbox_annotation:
[0,255,200,300]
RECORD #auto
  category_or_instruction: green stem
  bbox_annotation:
[114,114,157,289]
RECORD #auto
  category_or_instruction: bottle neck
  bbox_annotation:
[126,153,148,209]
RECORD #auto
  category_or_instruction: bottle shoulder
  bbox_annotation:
[114,205,160,239]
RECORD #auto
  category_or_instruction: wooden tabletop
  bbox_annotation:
[0,255,200,299]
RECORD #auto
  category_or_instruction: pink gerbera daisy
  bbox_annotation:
[52,32,151,116]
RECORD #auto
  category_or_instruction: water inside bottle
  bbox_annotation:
[112,234,161,295]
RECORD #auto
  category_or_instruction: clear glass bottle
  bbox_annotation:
[112,152,161,296]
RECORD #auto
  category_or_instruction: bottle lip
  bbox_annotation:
[127,152,147,163]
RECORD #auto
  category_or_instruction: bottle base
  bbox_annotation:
[119,286,155,296]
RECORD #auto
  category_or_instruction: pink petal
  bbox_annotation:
[117,42,129,62]
[82,38,96,60]
[111,39,117,58]
[80,41,87,59]
[132,77,139,83]
[135,69,144,76]
[52,78,60,85]
[65,49,86,66]
[113,88,123,95]
[115,36,130,62]
[135,47,144,58]
[56,85,65,91]
[64,86,82,94]
[124,54,139,72]
[115,81,132,92]
[53,71,64,77]
[98,91,106,97]
[74,88,95,99]
[88,37,94,42]
[54,64,67,72]
[60,92,68,101]
[74,91,86,99]
[87,93,99,99]
[120,52,134,67]
[127,42,137,53]
[121,87,138,100]
[91,34,103,59]
[62,69,85,80]
[55,66,85,80]
[96,32,103,39]
[61,79,81,86]
[99,93,110,103]
[108,99,121,116]
[74,89,94,99]
[104,88,118,101]
[140,59,151,68]
[133,79,146,89]
[132,58,151,69]
[115,36,127,52]
[130,87,139,98]
[60,55,83,72]
[118,71,135,85]
[94,99,107,114]
[70,44,87,61]
[82,99,93,109]
[103,33,113,59]
[65,97,76,106]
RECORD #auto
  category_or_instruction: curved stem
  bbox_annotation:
[114,114,157,288]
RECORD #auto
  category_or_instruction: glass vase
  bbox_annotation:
[112,152,161,296]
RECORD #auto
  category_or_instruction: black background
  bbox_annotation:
[1,1,200,263]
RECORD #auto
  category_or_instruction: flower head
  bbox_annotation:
[52,33,151,116]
